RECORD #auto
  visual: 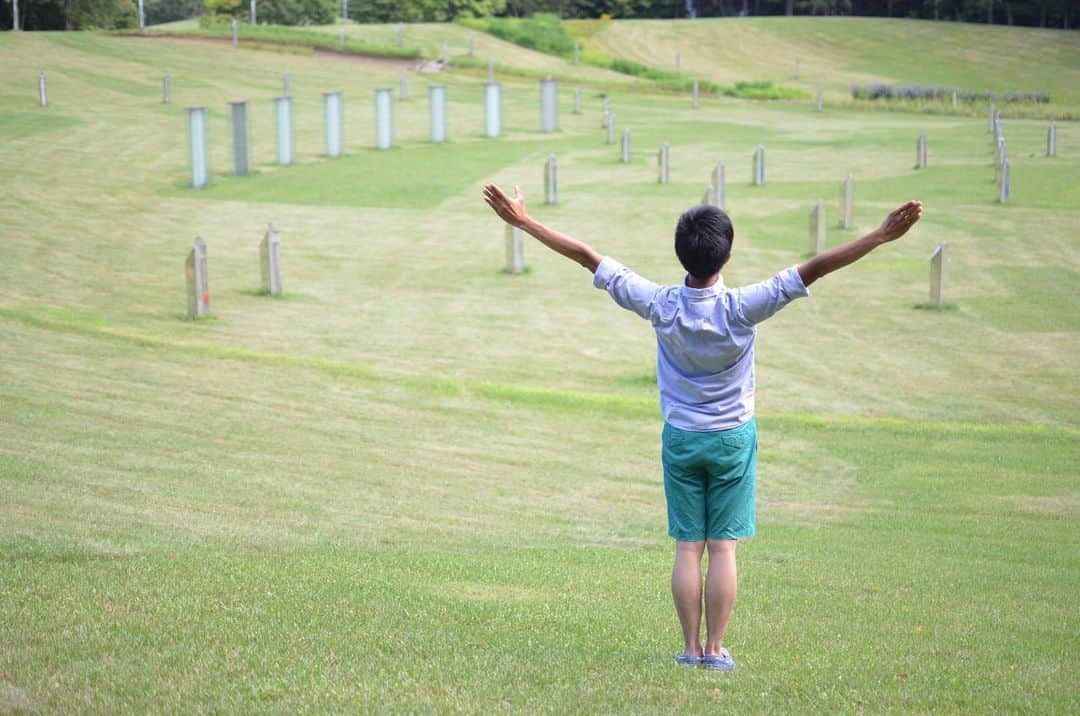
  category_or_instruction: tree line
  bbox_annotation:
[3,0,1073,34]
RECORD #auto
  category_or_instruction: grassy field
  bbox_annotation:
[1,20,1079,712]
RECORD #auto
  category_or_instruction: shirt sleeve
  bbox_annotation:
[733,265,810,326]
[592,256,662,320]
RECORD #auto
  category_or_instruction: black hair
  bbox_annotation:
[674,205,734,279]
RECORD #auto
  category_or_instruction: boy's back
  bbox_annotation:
[593,257,809,431]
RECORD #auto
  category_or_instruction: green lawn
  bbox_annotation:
[1,21,1078,713]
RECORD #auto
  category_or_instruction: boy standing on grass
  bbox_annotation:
[483,183,922,671]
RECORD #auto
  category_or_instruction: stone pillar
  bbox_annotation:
[817,87,824,112]
[338,27,345,51]
[137,0,144,29]
[998,159,1010,203]
[1047,122,1057,157]
[916,134,927,169]
[607,113,616,145]
[692,80,700,109]
[540,77,558,133]
[187,106,209,189]
[929,242,947,306]
[442,41,449,65]
[12,0,18,30]
[752,145,765,186]
[250,0,256,23]
[260,225,283,296]
[809,201,826,256]
[162,72,171,104]
[375,88,393,150]
[229,100,249,176]
[658,142,670,184]
[573,88,582,114]
[711,162,725,210]
[429,85,447,143]
[38,71,47,107]
[841,173,854,229]
[324,91,343,158]
[185,237,210,319]
[573,43,580,65]
[620,129,631,164]
[505,224,525,275]
[274,96,293,166]
[544,154,557,205]
[675,52,681,74]
[601,98,611,129]
[484,83,501,139]
[231,18,238,47]
[398,23,404,47]
[987,103,995,133]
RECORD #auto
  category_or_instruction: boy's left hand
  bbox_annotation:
[483,183,529,228]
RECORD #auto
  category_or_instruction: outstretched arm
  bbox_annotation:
[797,200,924,287]
[483,183,602,273]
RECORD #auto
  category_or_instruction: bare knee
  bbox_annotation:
[676,540,706,559]
[706,538,737,555]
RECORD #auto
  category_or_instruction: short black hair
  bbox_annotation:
[674,205,734,279]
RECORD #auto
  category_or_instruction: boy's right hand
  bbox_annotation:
[876,200,924,242]
[483,183,530,228]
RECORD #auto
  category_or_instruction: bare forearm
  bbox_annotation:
[797,229,886,286]
[519,216,602,272]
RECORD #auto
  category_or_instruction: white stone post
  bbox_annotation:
[658,142,670,184]
[544,154,557,205]
[573,88,582,114]
[484,83,501,138]
[505,224,525,274]
[186,237,210,319]
[809,201,826,255]
[1047,122,1056,157]
[711,162,725,210]
[539,77,558,133]
[987,103,995,133]
[692,80,700,108]
[260,225,283,296]
[573,43,580,65]
[917,134,927,169]
[231,18,238,47]
[929,242,947,306]
[675,52,681,74]
[752,145,765,186]
[601,98,611,128]
[12,0,18,30]
[375,88,392,150]
[338,27,345,50]
[324,91,343,158]
[817,87,824,112]
[429,85,447,143]
[162,72,170,104]
[998,159,1010,203]
[38,71,46,107]
[137,0,144,29]
[841,173,854,229]
[187,106,209,189]
[620,129,631,164]
[442,41,449,64]
[607,113,615,145]
[274,96,293,166]
[230,100,249,176]
[250,0,256,23]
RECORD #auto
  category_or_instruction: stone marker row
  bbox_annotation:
[185,226,283,319]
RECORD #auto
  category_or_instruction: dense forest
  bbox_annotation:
[3,0,1074,34]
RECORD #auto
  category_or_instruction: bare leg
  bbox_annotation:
[704,539,738,655]
[671,540,706,656]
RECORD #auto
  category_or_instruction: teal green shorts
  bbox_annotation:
[661,418,757,542]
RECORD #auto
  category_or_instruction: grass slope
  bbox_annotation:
[0,25,1078,712]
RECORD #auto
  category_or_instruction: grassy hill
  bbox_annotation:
[1,23,1078,712]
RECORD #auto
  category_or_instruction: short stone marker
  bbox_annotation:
[544,154,557,205]
[710,162,726,210]
[621,129,631,163]
[339,27,346,50]
[995,137,1007,174]
[752,145,765,186]
[539,77,558,133]
[429,85,447,143]
[185,236,210,319]
[1047,122,1057,157]
[229,100,249,176]
[841,173,854,229]
[607,113,616,145]
[324,91,343,157]
[274,96,293,166]
[987,103,995,133]
[929,242,947,306]
[916,133,928,169]
[187,106,209,189]
[505,224,525,274]
[692,80,700,109]
[484,82,501,138]
[38,71,47,107]
[231,18,238,47]
[816,87,824,112]
[162,72,170,104]
[442,41,449,65]
[399,71,407,100]
[658,142,670,184]
[675,52,681,74]
[260,224,283,296]
[137,0,144,28]
[601,98,611,128]
[998,159,1010,203]
[249,0,255,23]
[375,88,393,150]
[573,88,582,114]
[951,90,957,108]
[809,201,826,255]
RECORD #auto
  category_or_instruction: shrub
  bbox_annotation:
[459,12,575,56]
[850,83,1049,104]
